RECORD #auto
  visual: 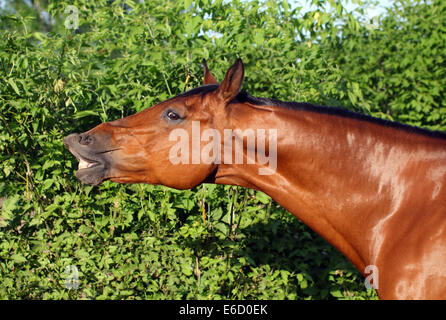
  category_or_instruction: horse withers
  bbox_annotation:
[64,59,446,299]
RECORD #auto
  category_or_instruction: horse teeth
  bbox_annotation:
[78,159,90,169]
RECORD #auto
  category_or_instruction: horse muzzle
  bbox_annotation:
[63,132,113,185]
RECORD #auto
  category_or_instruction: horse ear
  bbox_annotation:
[202,59,218,85]
[216,58,244,103]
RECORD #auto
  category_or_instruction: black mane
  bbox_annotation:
[176,85,446,140]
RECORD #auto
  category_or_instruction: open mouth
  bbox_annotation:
[63,133,117,186]
[77,157,101,170]
[64,145,109,185]
[66,147,102,172]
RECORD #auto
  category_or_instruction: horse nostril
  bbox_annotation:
[78,134,93,146]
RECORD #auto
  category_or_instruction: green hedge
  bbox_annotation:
[0,0,444,299]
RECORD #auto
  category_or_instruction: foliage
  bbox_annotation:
[325,0,446,129]
[0,0,444,299]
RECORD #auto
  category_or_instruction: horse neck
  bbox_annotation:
[214,104,446,273]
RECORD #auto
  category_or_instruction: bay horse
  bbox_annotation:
[64,59,446,299]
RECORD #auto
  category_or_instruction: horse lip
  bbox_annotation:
[65,145,103,168]
[74,164,107,185]
[64,141,110,185]
[73,155,108,185]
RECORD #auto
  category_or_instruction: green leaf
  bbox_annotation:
[181,263,193,276]
[10,254,27,264]
[330,290,344,298]
[256,191,270,204]
[8,78,20,95]
[73,110,99,119]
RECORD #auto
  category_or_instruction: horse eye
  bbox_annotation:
[166,110,180,121]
